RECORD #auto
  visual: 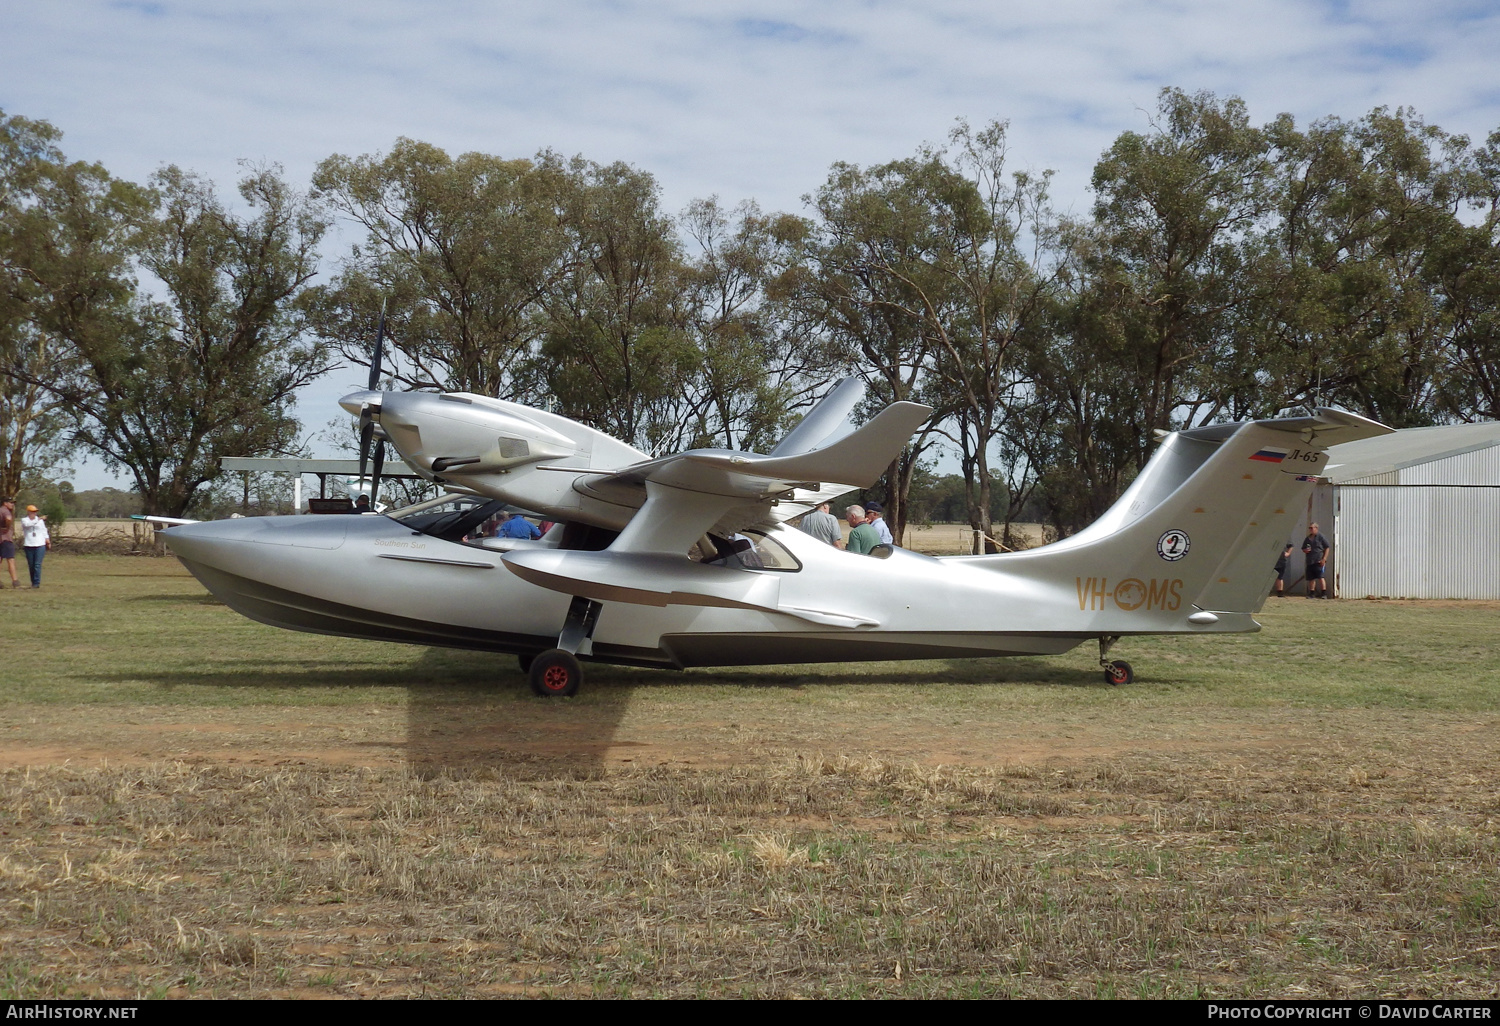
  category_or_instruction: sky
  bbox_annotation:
[5,0,1500,488]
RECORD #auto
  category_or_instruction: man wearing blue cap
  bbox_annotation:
[864,501,894,546]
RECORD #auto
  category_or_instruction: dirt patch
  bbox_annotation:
[0,701,1483,777]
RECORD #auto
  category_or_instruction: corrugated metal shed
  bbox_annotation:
[1337,486,1500,599]
[1319,421,1500,599]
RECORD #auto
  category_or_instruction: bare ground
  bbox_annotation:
[0,695,1492,774]
[3,697,1497,999]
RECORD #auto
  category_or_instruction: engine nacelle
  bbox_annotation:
[340,390,650,528]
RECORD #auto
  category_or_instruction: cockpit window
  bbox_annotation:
[744,530,801,570]
[390,495,508,543]
[386,493,611,549]
[696,529,801,572]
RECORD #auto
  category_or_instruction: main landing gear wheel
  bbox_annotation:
[1104,660,1134,687]
[517,652,535,675]
[529,648,583,698]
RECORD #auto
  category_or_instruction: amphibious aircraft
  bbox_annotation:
[161,377,1391,697]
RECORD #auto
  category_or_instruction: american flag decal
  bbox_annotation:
[1249,447,1288,463]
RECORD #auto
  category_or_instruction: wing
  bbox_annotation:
[499,382,931,620]
[351,376,931,539]
[569,395,934,554]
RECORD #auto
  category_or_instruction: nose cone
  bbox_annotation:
[163,516,348,567]
[159,517,265,571]
[339,390,383,417]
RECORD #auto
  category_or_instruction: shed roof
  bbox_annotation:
[1324,421,1500,484]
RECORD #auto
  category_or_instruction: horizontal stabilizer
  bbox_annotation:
[1177,407,1393,449]
[589,399,934,500]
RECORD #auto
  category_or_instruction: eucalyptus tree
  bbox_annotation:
[0,112,159,503]
[1021,224,1153,534]
[916,120,1062,551]
[0,110,82,499]
[674,198,838,454]
[0,330,67,502]
[1432,128,1500,422]
[1088,88,1276,467]
[800,158,947,539]
[1430,220,1500,422]
[801,121,1062,548]
[311,139,578,397]
[42,165,331,516]
[529,160,698,454]
[1262,108,1482,427]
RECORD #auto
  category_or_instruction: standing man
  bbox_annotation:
[864,501,894,546]
[0,497,18,589]
[798,500,843,547]
[19,505,50,588]
[844,505,880,556]
[1302,522,1331,598]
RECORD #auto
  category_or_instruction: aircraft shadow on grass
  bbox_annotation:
[123,593,225,605]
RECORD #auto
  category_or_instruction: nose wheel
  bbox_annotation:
[1098,635,1133,686]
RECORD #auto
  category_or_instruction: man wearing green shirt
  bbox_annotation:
[844,505,880,555]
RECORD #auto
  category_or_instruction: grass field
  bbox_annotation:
[0,554,1496,999]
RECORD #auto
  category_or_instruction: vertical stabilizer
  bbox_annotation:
[968,409,1391,629]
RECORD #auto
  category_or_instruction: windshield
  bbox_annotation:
[389,494,509,543]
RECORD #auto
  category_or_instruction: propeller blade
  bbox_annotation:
[357,418,374,486]
[371,439,386,505]
[368,302,387,392]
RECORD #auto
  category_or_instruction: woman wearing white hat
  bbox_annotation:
[19,505,50,588]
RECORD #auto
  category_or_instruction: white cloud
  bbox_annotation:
[8,1,1495,214]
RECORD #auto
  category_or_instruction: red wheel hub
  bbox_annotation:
[542,665,571,692]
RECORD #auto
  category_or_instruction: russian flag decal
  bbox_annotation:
[1249,447,1288,463]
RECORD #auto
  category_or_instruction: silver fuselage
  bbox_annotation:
[165,513,1239,669]
[167,402,1393,673]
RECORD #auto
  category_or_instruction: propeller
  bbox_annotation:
[357,302,388,506]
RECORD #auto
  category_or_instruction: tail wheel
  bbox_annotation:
[529,648,583,698]
[1104,660,1133,687]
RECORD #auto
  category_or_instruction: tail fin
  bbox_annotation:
[978,409,1391,624]
[769,377,866,457]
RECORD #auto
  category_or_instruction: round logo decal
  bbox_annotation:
[1157,529,1190,561]
[1113,578,1148,611]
